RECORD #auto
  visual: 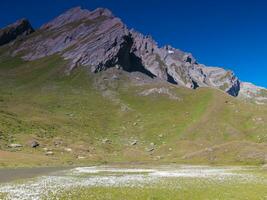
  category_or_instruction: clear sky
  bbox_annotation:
[1,0,266,87]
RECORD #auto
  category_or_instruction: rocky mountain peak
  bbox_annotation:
[41,7,114,30]
[163,45,197,64]
[0,18,34,46]
[91,8,113,18]
[6,6,265,101]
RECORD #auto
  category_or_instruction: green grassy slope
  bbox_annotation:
[0,49,266,167]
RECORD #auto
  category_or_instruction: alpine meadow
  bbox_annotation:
[0,3,266,200]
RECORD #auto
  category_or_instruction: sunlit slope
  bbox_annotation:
[0,52,266,166]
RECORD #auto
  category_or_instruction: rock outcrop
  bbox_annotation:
[128,35,240,96]
[239,82,267,104]
[1,7,263,99]
[0,18,34,46]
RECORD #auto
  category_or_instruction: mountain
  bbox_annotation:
[0,7,266,167]
[0,18,34,46]
[2,7,242,95]
[2,7,266,100]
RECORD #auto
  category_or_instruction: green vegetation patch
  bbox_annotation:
[51,176,267,200]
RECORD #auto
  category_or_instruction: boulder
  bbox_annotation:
[45,151,54,156]
[8,143,23,148]
[102,138,111,144]
[54,139,63,147]
[43,147,52,152]
[64,147,72,152]
[29,140,39,148]
[146,147,154,152]
[154,156,163,160]
[130,140,138,146]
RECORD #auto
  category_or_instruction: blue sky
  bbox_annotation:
[1,0,267,87]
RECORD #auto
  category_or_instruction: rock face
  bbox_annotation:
[0,18,34,46]
[14,7,128,74]
[127,37,240,96]
[1,7,263,98]
[239,82,267,104]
